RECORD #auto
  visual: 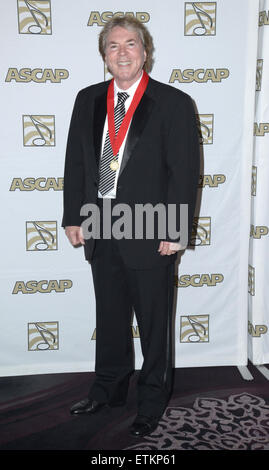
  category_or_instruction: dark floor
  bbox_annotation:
[0,362,268,456]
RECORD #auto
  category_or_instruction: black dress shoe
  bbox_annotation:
[70,398,107,415]
[129,415,160,437]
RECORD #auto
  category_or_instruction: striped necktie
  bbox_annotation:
[98,91,129,196]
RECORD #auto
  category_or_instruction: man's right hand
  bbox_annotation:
[65,226,85,246]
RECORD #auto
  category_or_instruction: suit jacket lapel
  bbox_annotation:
[119,90,155,177]
[93,86,108,170]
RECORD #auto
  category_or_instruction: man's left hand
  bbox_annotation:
[158,241,182,256]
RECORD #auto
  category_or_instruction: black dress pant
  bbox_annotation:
[89,205,175,418]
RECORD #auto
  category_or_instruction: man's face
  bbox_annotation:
[104,26,147,89]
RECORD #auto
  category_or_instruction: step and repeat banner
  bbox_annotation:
[248,0,269,365]
[0,0,261,376]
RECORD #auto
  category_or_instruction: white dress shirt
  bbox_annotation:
[98,72,143,199]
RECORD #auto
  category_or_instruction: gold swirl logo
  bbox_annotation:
[28,322,58,350]
[17,0,52,34]
[251,166,257,196]
[180,315,209,343]
[197,114,214,145]
[248,265,255,296]
[23,115,55,147]
[185,2,216,36]
[190,217,211,246]
[259,11,269,27]
[26,221,57,251]
[256,59,263,91]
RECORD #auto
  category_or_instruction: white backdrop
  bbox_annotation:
[0,0,262,377]
[248,0,269,366]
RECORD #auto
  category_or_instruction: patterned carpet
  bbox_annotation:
[0,364,268,452]
[125,393,269,450]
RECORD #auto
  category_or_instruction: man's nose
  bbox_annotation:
[118,45,127,55]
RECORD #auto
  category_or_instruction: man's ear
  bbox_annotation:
[144,50,147,63]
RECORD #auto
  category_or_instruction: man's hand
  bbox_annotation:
[65,226,85,246]
[158,241,182,256]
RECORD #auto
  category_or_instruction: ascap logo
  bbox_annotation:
[250,225,269,239]
[180,315,209,343]
[28,322,58,351]
[22,115,55,146]
[254,123,269,136]
[252,166,257,196]
[198,174,226,188]
[248,265,255,296]
[190,217,211,246]
[248,321,268,338]
[175,273,223,288]
[259,11,269,27]
[197,114,214,144]
[12,280,72,294]
[26,221,57,251]
[256,59,263,91]
[169,68,229,84]
[17,0,52,34]
[5,68,68,83]
[87,11,150,26]
[91,325,140,340]
[10,177,63,191]
[184,2,216,36]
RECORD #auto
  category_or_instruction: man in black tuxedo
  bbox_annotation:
[62,16,199,437]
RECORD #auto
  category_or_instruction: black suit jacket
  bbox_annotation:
[62,76,200,269]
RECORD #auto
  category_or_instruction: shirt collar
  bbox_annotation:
[114,71,143,100]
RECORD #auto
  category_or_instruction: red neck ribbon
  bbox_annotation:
[107,70,149,156]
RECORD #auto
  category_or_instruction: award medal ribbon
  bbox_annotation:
[107,70,149,170]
